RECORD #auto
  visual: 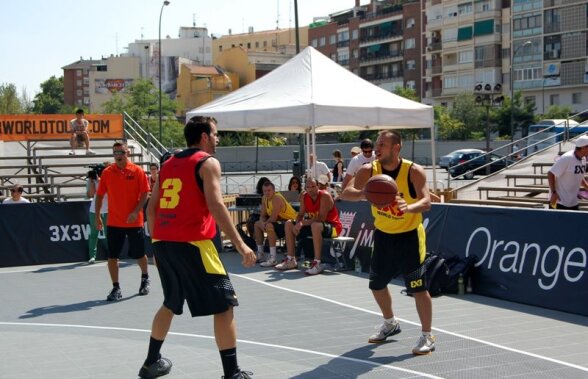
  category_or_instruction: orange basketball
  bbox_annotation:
[364,174,398,207]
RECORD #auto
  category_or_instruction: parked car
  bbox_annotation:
[449,152,515,179]
[439,149,484,170]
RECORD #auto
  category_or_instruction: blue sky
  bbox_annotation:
[0,0,363,97]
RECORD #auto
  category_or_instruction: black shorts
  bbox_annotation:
[106,226,145,259]
[269,221,286,238]
[369,226,427,293]
[153,240,238,316]
[296,222,336,240]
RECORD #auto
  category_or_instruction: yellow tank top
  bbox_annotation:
[371,159,422,233]
[265,192,297,221]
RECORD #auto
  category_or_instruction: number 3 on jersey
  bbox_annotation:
[160,178,182,209]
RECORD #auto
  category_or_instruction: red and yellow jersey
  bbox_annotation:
[370,159,422,233]
[97,161,149,227]
[303,190,342,235]
[152,148,216,242]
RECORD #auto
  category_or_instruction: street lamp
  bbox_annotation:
[158,0,170,147]
[509,40,532,143]
[474,83,504,175]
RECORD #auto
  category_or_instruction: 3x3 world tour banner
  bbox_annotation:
[0,114,124,141]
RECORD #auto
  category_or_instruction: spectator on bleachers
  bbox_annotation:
[287,175,302,193]
[341,139,375,190]
[69,109,96,156]
[254,181,298,267]
[275,177,342,275]
[86,162,110,264]
[2,184,30,204]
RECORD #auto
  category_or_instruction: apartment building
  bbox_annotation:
[212,27,308,62]
[62,58,104,109]
[309,1,422,94]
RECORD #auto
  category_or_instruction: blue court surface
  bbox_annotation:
[1,251,587,378]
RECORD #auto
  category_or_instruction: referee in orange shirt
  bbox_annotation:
[95,141,151,301]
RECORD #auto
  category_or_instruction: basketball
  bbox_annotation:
[364,174,398,207]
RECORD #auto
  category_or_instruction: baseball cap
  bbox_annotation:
[575,135,588,148]
[350,146,361,154]
[318,174,329,185]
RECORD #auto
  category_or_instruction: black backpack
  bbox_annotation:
[402,253,477,297]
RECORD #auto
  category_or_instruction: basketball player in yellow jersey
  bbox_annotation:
[340,130,435,355]
[254,181,298,267]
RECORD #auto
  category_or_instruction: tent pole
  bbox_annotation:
[430,119,438,193]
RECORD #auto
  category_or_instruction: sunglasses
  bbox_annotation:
[10,188,24,193]
[113,150,126,155]
[362,150,373,154]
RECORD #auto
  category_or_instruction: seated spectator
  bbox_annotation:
[3,184,30,204]
[254,181,298,267]
[246,177,270,238]
[350,146,361,158]
[288,175,302,193]
[69,109,95,155]
[318,174,337,198]
[275,177,342,275]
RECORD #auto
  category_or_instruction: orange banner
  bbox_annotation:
[0,114,124,141]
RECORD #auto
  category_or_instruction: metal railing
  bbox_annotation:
[122,112,165,162]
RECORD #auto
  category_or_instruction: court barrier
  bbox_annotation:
[0,201,586,316]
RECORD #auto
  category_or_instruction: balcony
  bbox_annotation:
[359,51,403,65]
[337,40,350,48]
[360,32,403,45]
[428,41,442,52]
[360,71,404,82]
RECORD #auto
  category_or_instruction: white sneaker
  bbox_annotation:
[412,334,435,355]
[88,258,96,264]
[275,257,297,271]
[305,260,324,275]
[256,252,267,264]
[368,319,401,343]
[260,257,277,267]
[86,149,96,155]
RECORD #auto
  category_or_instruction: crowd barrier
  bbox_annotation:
[0,201,586,316]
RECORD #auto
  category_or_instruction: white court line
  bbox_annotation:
[0,263,105,274]
[0,322,443,379]
[233,273,588,374]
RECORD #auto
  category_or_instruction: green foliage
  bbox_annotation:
[337,131,360,143]
[541,105,574,121]
[437,108,468,140]
[32,76,66,114]
[0,83,25,114]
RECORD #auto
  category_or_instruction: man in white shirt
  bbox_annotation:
[547,135,588,210]
[341,139,375,190]
[308,153,331,181]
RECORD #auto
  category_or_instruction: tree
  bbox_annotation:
[32,76,65,114]
[541,104,574,121]
[102,79,182,148]
[0,83,24,114]
[448,92,483,139]
[436,106,467,140]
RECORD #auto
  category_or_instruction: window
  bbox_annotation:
[406,80,416,89]
[406,18,415,29]
[76,80,82,86]
[458,3,472,16]
[572,93,582,104]
[311,38,318,47]
[219,45,223,52]
[330,35,336,45]
[405,38,415,49]
[263,41,267,47]
[319,37,326,47]
[76,89,82,96]
[352,48,358,58]
[255,41,259,48]
[458,50,473,63]
[352,30,358,40]
[444,76,458,89]
[76,69,82,77]
[550,94,559,106]
[247,43,251,49]
[406,60,416,70]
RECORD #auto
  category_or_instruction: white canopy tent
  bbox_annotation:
[186,46,437,188]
